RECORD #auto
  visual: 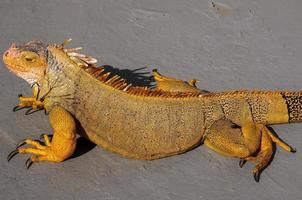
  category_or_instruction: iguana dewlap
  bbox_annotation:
[3,40,299,182]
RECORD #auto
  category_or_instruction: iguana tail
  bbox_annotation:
[212,90,302,125]
[248,91,302,124]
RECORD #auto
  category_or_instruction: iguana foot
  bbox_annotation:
[242,125,296,182]
[238,126,296,170]
[8,137,52,168]
[8,138,71,168]
[13,94,44,114]
[7,106,77,168]
[152,68,204,93]
[13,84,44,114]
[247,127,273,182]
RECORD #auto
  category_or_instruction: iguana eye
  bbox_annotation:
[25,57,35,62]
[21,51,39,63]
[25,58,34,62]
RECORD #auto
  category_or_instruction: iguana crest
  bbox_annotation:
[48,41,204,99]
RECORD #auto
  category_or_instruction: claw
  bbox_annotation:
[16,139,27,148]
[25,158,33,169]
[13,105,27,112]
[291,147,297,153]
[13,105,20,112]
[7,149,19,162]
[25,108,33,115]
[253,171,260,182]
[25,108,43,115]
[13,104,29,112]
[239,159,247,168]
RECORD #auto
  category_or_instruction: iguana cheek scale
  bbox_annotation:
[3,40,299,182]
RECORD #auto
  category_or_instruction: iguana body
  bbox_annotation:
[3,40,298,182]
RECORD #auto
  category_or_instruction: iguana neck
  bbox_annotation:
[38,46,81,112]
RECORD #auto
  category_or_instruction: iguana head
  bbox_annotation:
[3,41,48,85]
[3,39,98,85]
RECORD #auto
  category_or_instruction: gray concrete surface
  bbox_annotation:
[1,0,302,199]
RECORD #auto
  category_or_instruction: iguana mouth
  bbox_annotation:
[3,46,25,73]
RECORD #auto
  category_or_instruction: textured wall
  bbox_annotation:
[1,0,302,199]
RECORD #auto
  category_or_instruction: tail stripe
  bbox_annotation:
[281,93,302,122]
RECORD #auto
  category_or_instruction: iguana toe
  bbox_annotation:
[239,158,246,168]
[13,95,44,113]
[40,134,52,145]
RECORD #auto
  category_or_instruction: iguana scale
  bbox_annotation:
[3,40,299,182]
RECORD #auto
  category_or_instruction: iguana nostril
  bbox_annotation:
[4,51,9,57]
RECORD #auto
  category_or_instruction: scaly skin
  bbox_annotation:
[3,40,299,182]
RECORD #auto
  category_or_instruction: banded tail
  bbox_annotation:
[281,91,302,123]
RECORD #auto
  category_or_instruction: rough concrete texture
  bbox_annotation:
[1,0,302,199]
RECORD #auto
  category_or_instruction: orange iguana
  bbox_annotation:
[3,40,299,182]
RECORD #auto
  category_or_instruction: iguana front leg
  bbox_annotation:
[8,106,77,168]
[13,83,44,114]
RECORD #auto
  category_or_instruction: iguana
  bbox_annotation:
[3,40,299,182]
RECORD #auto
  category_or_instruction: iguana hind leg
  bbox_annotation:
[7,106,76,168]
[204,118,254,158]
[204,119,295,182]
[204,119,264,181]
[152,69,209,93]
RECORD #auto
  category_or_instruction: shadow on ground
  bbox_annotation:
[101,65,154,87]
